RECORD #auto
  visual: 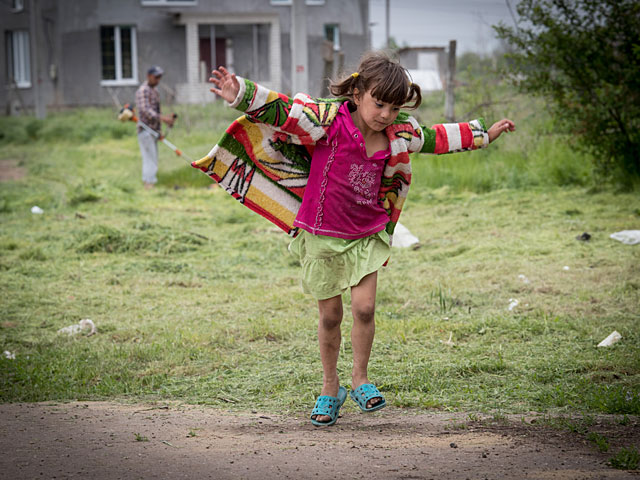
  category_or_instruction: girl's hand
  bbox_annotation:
[209,66,240,103]
[488,118,516,143]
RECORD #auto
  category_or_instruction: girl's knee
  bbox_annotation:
[318,304,343,330]
[319,313,342,330]
[352,304,376,323]
[318,297,343,330]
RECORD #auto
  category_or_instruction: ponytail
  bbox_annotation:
[404,82,422,110]
[329,72,360,99]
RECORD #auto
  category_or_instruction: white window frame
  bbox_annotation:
[12,0,24,12]
[100,25,139,87]
[141,0,197,5]
[6,30,31,88]
[325,24,341,51]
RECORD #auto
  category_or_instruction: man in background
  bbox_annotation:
[135,65,175,189]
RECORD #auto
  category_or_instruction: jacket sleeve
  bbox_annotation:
[226,77,331,145]
[227,77,294,128]
[418,119,489,154]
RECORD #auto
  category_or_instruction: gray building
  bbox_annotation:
[1,0,370,114]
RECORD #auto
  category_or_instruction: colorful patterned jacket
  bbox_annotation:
[192,77,489,236]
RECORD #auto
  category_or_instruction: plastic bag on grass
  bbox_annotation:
[610,230,640,245]
[392,222,419,248]
[57,319,97,336]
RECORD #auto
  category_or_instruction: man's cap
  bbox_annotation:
[147,65,164,77]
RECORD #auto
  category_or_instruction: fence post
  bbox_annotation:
[444,39,456,122]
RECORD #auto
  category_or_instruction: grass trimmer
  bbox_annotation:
[118,104,194,163]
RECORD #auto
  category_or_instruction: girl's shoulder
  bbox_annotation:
[291,94,347,130]
[386,112,424,153]
[394,111,418,125]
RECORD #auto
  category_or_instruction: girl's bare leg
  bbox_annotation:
[313,294,343,423]
[350,271,382,409]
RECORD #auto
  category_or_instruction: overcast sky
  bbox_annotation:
[368,0,518,54]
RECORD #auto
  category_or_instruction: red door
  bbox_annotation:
[199,37,227,75]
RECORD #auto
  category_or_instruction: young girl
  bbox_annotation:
[196,51,515,427]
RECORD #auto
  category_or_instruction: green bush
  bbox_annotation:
[495,0,640,184]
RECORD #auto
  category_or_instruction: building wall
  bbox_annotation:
[1,0,370,113]
[58,0,186,107]
[0,0,51,114]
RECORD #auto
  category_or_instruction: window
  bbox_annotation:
[12,0,24,12]
[324,24,340,51]
[5,30,31,88]
[100,26,138,86]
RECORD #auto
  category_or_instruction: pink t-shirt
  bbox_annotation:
[293,102,391,239]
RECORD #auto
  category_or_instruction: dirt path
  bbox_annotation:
[1,402,637,479]
[0,159,26,182]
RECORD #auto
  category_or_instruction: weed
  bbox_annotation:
[68,183,103,206]
[563,209,582,216]
[134,433,149,442]
[25,119,43,140]
[586,431,609,453]
[618,415,631,426]
[450,421,467,430]
[467,412,481,422]
[430,284,453,313]
[584,385,640,415]
[491,411,508,423]
[18,248,47,261]
[536,415,589,434]
[609,447,639,470]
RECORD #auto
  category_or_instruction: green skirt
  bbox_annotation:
[289,229,391,300]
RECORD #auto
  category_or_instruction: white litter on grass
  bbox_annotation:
[563,266,570,271]
[610,230,640,245]
[392,222,419,248]
[597,330,622,347]
[440,332,455,346]
[518,274,530,284]
[508,298,519,311]
[31,206,44,214]
[57,319,97,336]
[3,350,16,360]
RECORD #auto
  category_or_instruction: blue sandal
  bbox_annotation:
[310,386,347,427]
[350,383,386,412]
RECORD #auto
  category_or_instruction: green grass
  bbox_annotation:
[0,89,638,417]
[610,447,640,470]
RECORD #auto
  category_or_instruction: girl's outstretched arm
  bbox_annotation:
[416,117,515,154]
[418,119,489,154]
[209,66,240,104]
[208,67,295,129]
[488,118,516,143]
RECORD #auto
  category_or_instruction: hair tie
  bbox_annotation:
[351,72,359,79]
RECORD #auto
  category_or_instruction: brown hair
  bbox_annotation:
[329,51,422,109]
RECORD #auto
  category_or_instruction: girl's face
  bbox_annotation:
[353,89,401,132]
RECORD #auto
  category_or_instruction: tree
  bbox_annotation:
[495,0,640,184]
